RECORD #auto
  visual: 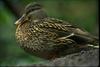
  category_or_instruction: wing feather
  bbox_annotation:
[37,18,78,33]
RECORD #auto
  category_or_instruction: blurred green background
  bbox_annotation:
[0,0,98,66]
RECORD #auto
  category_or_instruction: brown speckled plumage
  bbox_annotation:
[15,2,99,60]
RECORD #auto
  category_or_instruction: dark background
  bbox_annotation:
[0,0,98,66]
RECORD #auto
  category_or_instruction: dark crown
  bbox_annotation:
[25,2,42,14]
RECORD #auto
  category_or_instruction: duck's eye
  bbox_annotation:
[28,16,31,20]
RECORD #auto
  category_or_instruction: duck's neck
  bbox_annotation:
[30,9,48,20]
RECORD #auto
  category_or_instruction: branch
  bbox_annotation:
[30,49,99,67]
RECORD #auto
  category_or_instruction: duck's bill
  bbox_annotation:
[15,14,26,25]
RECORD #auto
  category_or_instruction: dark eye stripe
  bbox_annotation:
[26,7,41,14]
[25,4,42,14]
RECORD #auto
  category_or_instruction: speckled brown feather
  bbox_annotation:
[15,3,99,60]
